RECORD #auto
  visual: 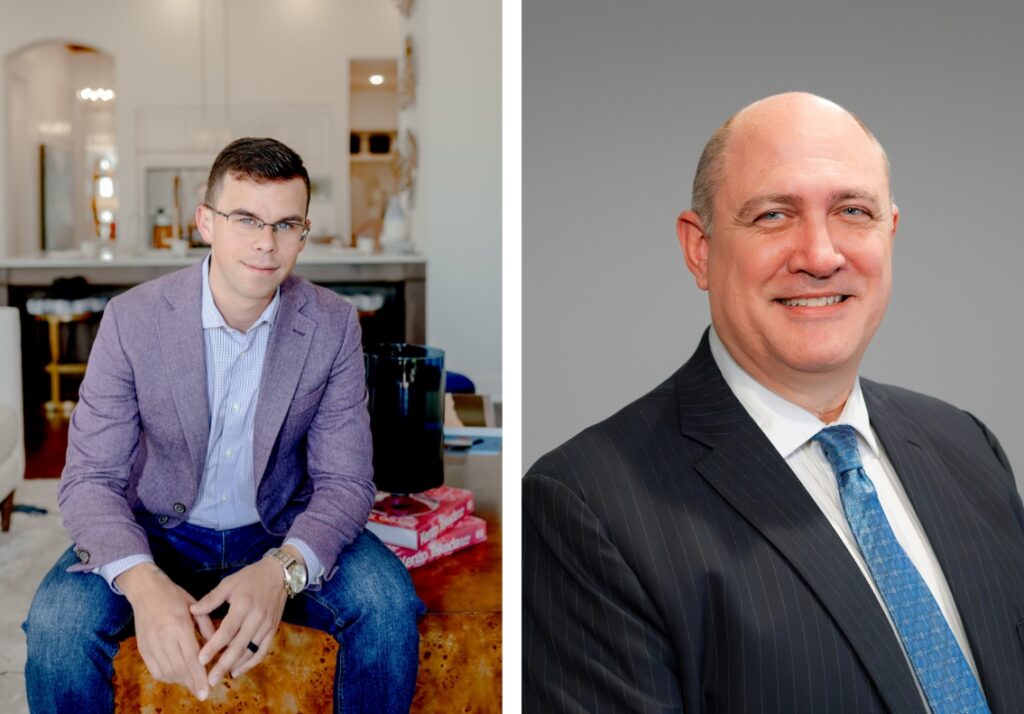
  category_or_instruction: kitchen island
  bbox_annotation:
[0,246,426,343]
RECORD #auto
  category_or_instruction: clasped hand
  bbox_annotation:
[119,558,287,701]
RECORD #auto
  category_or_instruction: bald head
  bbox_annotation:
[691,92,891,236]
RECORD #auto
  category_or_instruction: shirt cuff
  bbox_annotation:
[284,537,325,589]
[94,554,156,595]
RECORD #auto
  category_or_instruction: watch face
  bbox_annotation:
[286,563,308,593]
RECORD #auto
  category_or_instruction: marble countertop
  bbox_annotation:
[0,246,425,269]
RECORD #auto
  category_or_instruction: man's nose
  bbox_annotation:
[788,217,845,277]
[252,223,278,251]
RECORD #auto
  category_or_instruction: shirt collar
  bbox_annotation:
[200,254,280,332]
[708,326,880,459]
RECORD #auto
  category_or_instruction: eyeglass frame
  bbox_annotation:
[203,204,311,242]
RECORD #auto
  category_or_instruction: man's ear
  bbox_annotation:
[677,210,710,291]
[196,204,214,246]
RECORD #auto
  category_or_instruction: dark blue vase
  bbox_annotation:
[364,343,445,493]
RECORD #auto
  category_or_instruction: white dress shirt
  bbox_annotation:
[708,328,980,682]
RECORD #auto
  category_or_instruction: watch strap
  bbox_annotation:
[264,547,304,597]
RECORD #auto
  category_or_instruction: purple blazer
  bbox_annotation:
[58,262,375,584]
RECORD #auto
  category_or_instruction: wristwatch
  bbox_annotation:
[263,547,308,598]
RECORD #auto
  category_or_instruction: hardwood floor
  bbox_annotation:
[24,418,68,480]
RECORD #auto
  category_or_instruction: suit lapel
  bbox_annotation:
[157,264,210,487]
[864,384,1023,702]
[252,276,315,486]
[677,332,922,711]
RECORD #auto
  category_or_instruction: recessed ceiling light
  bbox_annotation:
[369,74,385,86]
[78,87,116,102]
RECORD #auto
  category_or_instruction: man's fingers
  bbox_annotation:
[183,592,217,643]
[178,632,210,701]
[144,638,199,698]
[194,611,216,642]
[231,633,273,678]
[138,641,171,684]
[207,615,263,687]
[198,612,242,666]
[190,581,229,616]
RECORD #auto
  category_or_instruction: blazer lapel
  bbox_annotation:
[157,264,210,487]
[252,276,315,485]
[678,331,922,712]
[864,384,1024,703]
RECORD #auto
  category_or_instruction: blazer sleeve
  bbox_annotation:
[523,472,685,714]
[286,304,375,582]
[58,298,152,570]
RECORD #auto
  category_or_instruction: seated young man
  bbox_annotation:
[24,137,423,714]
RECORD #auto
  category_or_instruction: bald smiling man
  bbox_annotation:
[523,94,1024,713]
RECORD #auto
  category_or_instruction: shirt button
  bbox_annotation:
[225,448,233,457]
[221,495,228,502]
[173,503,186,514]
[233,403,240,412]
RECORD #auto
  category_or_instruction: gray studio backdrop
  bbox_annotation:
[523,0,1024,492]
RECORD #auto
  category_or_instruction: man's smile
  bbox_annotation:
[243,262,279,274]
[776,294,849,307]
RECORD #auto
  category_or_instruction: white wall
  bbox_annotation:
[404,1,502,399]
[351,89,398,131]
[0,0,400,255]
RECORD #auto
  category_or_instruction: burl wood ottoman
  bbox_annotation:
[113,616,501,713]
[113,622,336,713]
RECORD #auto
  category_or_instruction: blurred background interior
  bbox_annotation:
[0,2,501,712]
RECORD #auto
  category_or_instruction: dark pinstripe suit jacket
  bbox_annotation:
[523,331,1024,713]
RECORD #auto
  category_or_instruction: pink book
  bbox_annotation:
[366,485,475,550]
[387,515,488,569]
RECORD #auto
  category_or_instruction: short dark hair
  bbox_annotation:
[204,137,311,212]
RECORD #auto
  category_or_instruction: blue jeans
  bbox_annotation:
[23,514,424,714]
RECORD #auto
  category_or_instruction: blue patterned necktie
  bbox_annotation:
[813,425,989,714]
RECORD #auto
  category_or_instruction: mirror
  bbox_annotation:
[5,41,117,255]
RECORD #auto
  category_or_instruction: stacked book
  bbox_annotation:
[366,485,488,569]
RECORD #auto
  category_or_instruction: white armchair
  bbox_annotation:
[0,307,24,531]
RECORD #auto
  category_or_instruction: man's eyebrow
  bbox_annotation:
[229,208,306,223]
[831,190,883,210]
[735,194,801,222]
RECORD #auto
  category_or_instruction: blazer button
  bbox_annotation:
[158,515,169,525]
[75,549,90,564]
[173,503,186,514]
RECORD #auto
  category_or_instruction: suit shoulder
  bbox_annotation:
[286,274,357,320]
[862,378,1010,468]
[527,373,678,491]
[862,378,977,428]
[103,264,198,316]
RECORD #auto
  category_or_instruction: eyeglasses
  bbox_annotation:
[205,205,310,243]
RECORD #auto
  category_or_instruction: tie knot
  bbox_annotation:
[812,424,863,475]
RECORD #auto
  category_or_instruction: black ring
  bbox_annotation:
[247,641,259,654]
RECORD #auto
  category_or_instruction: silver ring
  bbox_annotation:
[247,640,259,654]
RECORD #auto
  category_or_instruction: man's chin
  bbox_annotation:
[776,348,861,376]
